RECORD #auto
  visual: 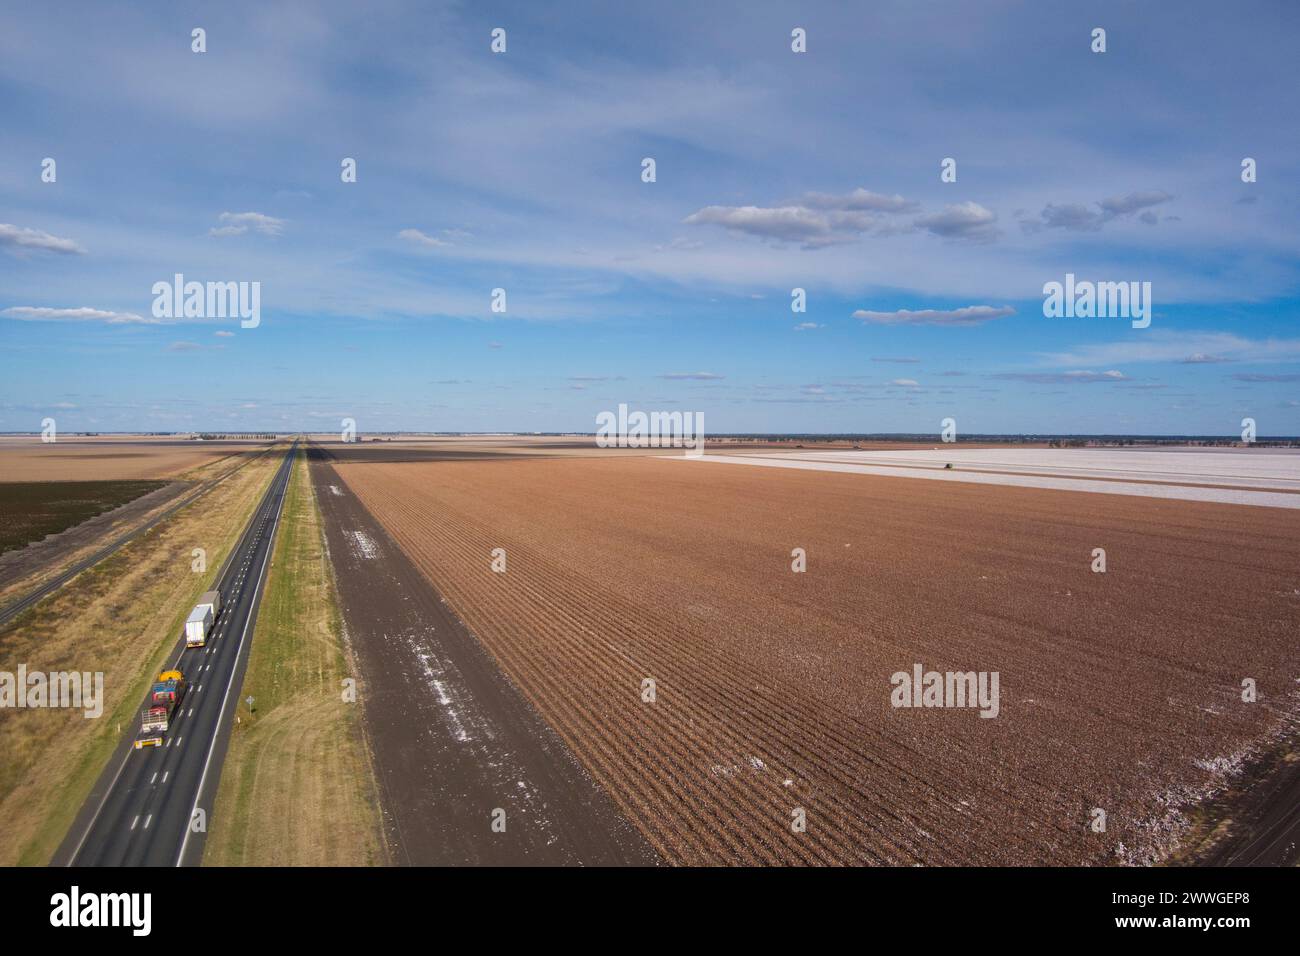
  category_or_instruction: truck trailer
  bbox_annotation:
[184,590,222,647]
[135,669,187,749]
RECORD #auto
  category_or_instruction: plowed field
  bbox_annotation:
[0,440,270,481]
[334,455,1300,865]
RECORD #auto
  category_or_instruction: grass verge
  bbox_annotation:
[0,447,283,865]
[204,448,384,865]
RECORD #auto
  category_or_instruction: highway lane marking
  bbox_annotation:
[175,737,183,749]
[176,449,293,867]
[150,773,157,785]
[66,732,136,863]
[162,771,169,783]
[131,816,139,830]
[64,447,297,867]
[144,815,152,830]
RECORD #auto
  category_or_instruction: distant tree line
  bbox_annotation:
[194,433,277,440]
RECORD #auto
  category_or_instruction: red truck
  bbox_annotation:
[134,669,187,750]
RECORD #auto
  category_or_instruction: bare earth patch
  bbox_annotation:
[0,439,272,482]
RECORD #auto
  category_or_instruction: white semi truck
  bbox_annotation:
[184,589,222,647]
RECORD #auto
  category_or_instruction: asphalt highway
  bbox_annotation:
[54,442,295,866]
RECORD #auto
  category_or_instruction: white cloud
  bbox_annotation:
[889,378,920,387]
[683,187,922,248]
[659,371,724,380]
[799,188,919,214]
[1,305,152,323]
[209,211,285,237]
[398,228,449,248]
[913,202,999,242]
[0,223,85,255]
[793,321,823,331]
[853,305,1014,326]
[684,205,847,247]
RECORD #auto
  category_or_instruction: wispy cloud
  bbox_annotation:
[1231,373,1300,383]
[1041,332,1300,367]
[659,371,725,380]
[398,228,450,248]
[2,306,152,324]
[853,305,1014,326]
[1022,191,1173,233]
[995,370,1128,384]
[0,223,85,255]
[209,211,285,238]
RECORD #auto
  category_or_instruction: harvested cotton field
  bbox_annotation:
[693,447,1300,508]
[330,452,1300,865]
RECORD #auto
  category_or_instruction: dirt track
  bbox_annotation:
[333,453,1300,865]
[309,451,658,865]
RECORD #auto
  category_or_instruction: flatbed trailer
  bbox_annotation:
[134,669,187,750]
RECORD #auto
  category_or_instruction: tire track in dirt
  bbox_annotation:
[309,452,658,866]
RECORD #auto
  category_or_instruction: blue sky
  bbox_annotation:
[2,0,1298,434]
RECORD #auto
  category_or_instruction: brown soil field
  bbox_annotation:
[0,440,273,481]
[333,455,1300,865]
